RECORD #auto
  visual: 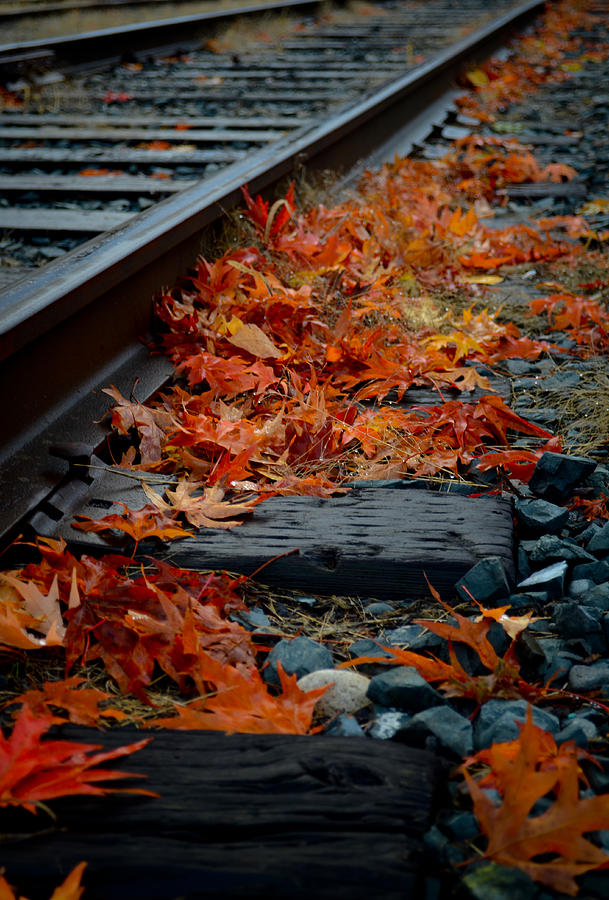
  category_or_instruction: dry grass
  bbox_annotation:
[511,353,609,460]
[0,574,441,727]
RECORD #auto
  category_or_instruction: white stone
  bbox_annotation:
[297,669,371,717]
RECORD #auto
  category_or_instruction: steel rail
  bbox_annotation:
[0,0,255,22]
[0,0,545,542]
[0,0,330,67]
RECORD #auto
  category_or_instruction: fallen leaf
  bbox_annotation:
[0,706,155,814]
[462,708,609,895]
[142,481,259,530]
[226,322,282,359]
[72,504,192,544]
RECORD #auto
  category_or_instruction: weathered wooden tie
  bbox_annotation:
[61,482,514,600]
[0,728,439,899]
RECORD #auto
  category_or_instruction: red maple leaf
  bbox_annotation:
[0,706,155,814]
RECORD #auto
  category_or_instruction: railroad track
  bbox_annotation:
[2,2,609,897]
[0,0,523,289]
[0,0,543,543]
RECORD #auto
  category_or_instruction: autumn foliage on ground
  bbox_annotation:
[2,0,609,895]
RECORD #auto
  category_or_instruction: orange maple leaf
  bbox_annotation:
[8,676,127,727]
[0,706,155,814]
[154,657,327,735]
[462,708,609,895]
[71,503,192,544]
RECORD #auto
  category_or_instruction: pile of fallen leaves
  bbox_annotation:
[3,0,609,895]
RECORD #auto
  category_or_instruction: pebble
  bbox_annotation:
[523,534,595,564]
[364,601,394,615]
[586,464,609,500]
[349,638,394,659]
[568,660,609,692]
[229,607,271,631]
[324,713,366,737]
[585,582,609,609]
[475,699,560,749]
[456,556,512,604]
[440,810,479,842]
[367,666,444,712]
[588,521,609,554]
[515,497,569,535]
[297,669,371,717]
[505,591,549,609]
[517,560,568,596]
[263,635,334,686]
[571,559,609,583]
[567,578,596,597]
[369,710,412,740]
[379,624,426,647]
[552,602,603,638]
[407,706,474,757]
[529,451,597,503]
[555,715,597,746]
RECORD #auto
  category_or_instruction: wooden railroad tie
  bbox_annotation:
[0,728,440,899]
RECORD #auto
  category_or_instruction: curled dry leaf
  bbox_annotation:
[226,322,283,359]
[142,481,259,530]
[0,574,65,649]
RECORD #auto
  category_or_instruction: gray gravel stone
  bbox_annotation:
[517,560,568,597]
[441,810,479,841]
[583,582,609,609]
[475,699,560,749]
[523,534,595,564]
[369,709,412,740]
[349,638,393,659]
[571,560,609,583]
[364,601,394,615]
[552,601,603,637]
[324,714,366,737]
[588,522,609,554]
[515,498,569,535]
[579,522,602,545]
[408,706,473,757]
[529,451,597,503]
[264,635,333,685]
[517,544,531,581]
[379,624,425,647]
[504,358,540,375]
[230,607,271,631]
[585,464,609,500]
[367,666,444,712]
[505,591,549,609]
[456,556,512,604]
[568,660,609,692]
[555,716,597,746]
[567,578,596,597]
